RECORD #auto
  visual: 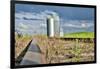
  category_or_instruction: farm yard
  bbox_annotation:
[15,32,95,65]
[33,34,94,64]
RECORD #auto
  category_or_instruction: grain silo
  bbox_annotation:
[46,12,60,37]
[47,15,54,37]
[53,13,60,37]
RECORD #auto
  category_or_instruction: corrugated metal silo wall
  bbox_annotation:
[54,15,60,37]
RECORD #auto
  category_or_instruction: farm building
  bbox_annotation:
[46,13,60,37]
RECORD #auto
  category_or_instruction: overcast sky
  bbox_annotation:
[15,4,94,35]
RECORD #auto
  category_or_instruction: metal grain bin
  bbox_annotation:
[46,13,60,37]
[47,16,54,37]
[53,14,60,37]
